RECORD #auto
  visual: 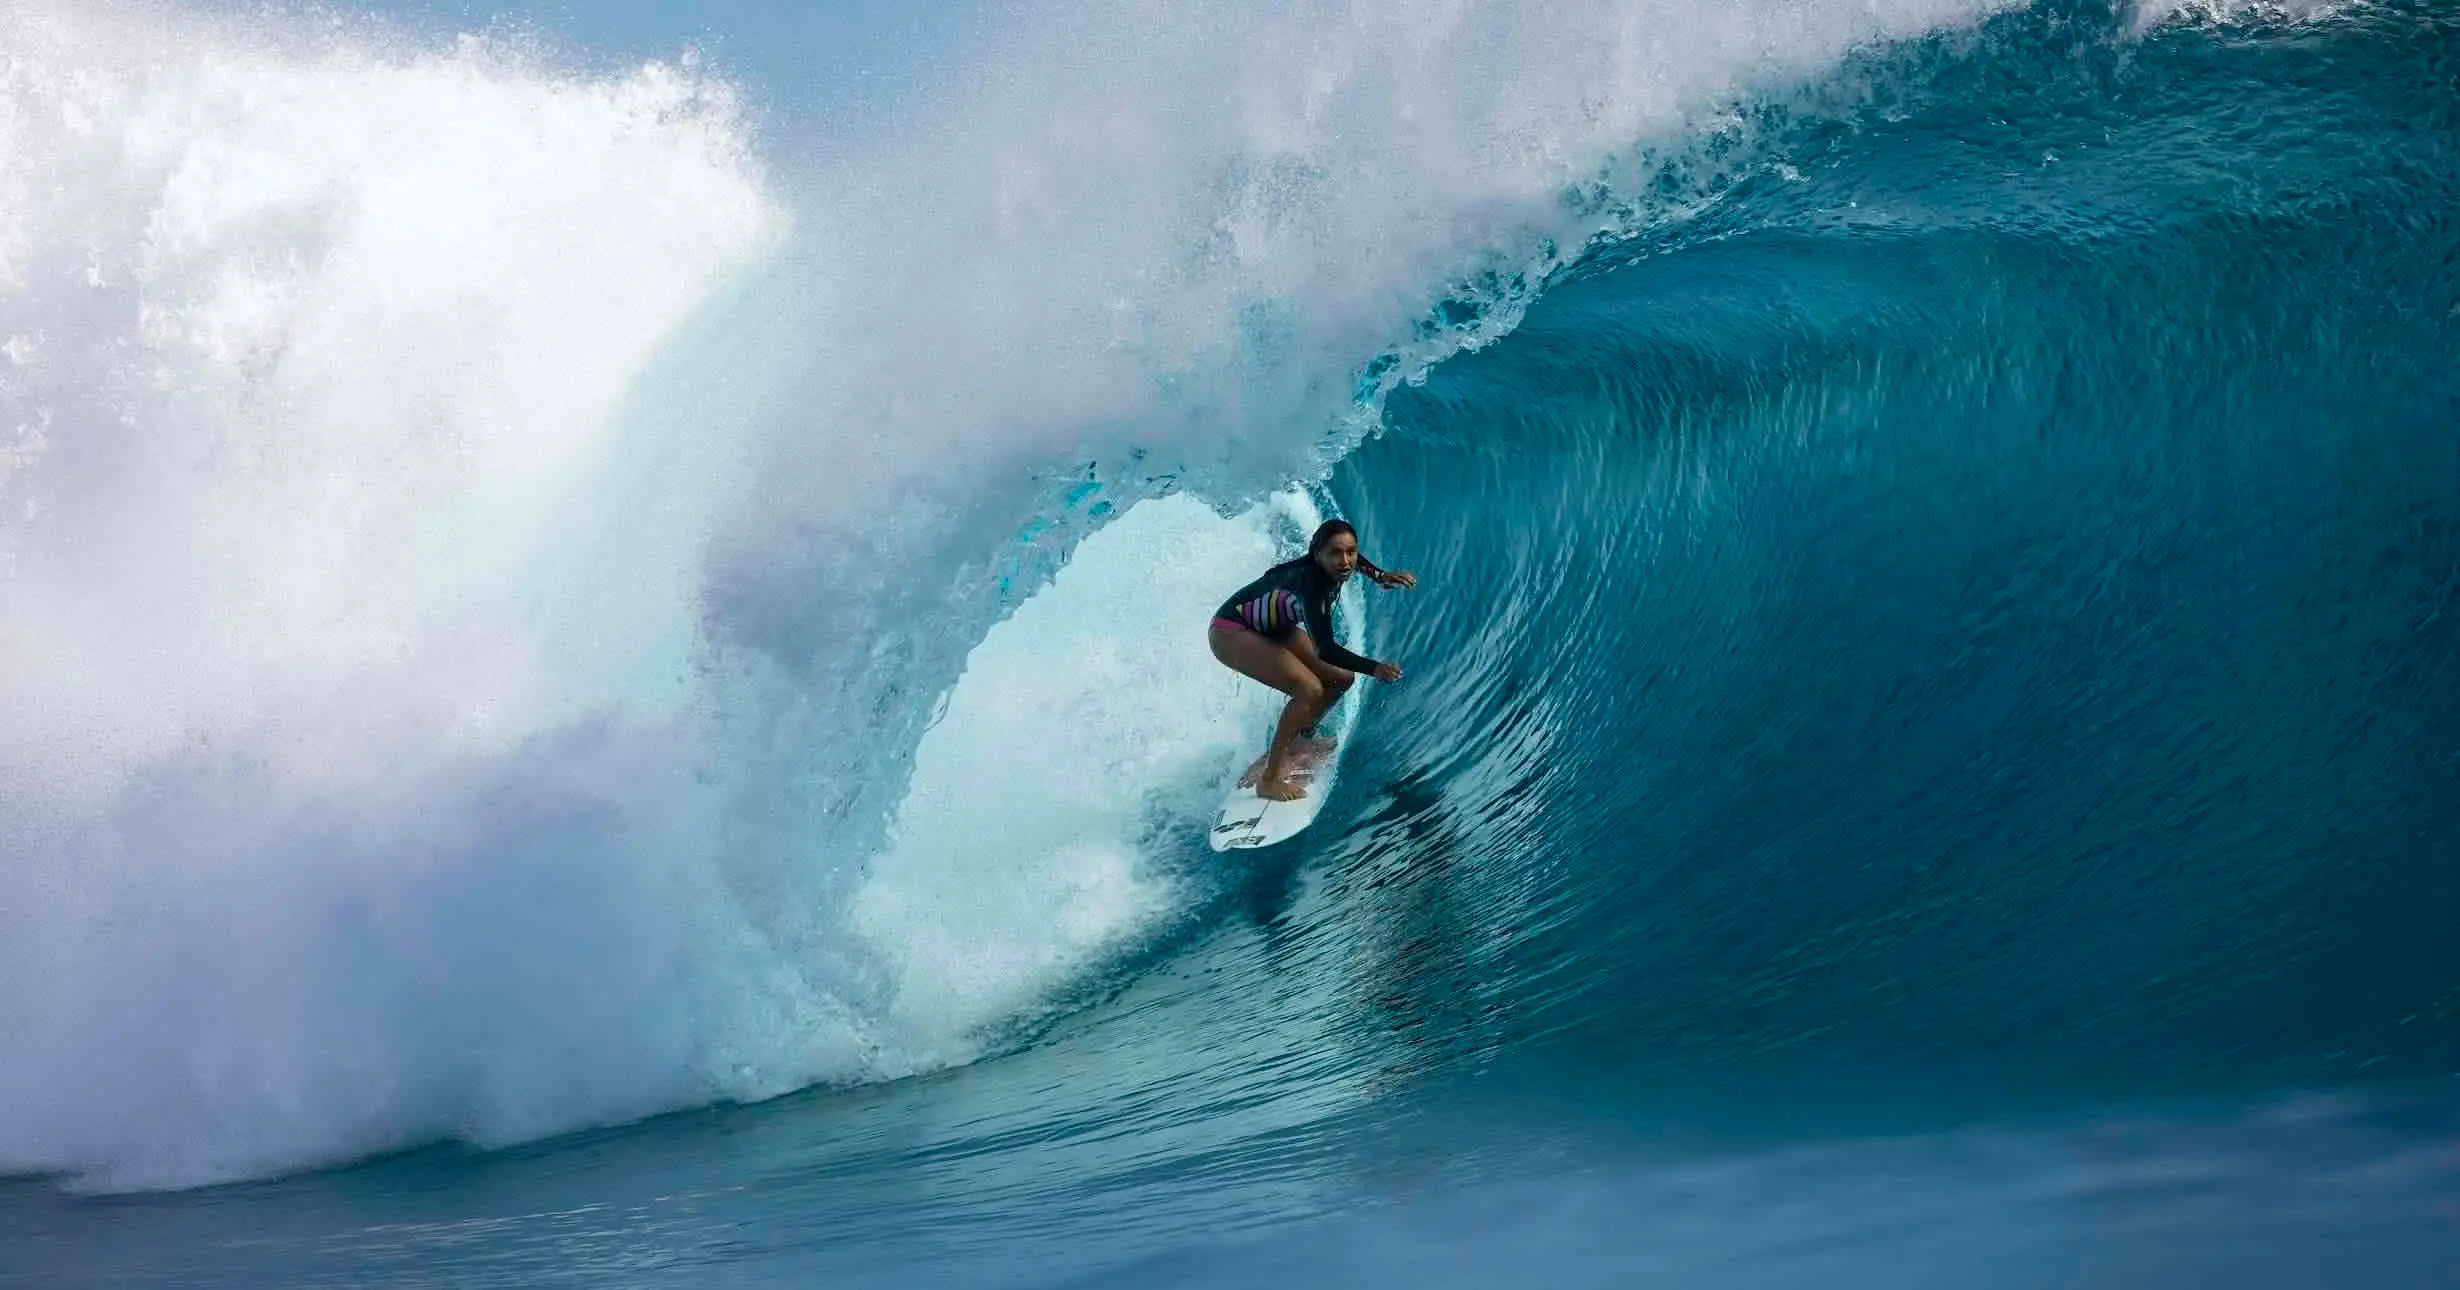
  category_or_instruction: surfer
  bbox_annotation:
[1209,519,1414,801]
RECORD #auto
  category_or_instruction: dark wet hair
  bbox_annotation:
[1308,519,1358,554]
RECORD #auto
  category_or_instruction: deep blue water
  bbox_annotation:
[1345,0,2460,1109]
[6,1,2459,1286]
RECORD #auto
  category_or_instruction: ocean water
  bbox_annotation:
[3,0,2457,1285]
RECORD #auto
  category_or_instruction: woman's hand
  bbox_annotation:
[1372,661,1404,683]
[1373,569,1417,590]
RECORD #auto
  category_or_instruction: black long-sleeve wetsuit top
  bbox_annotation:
[1214,557,1385,675]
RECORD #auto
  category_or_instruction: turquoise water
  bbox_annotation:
[4,1,2456,1285]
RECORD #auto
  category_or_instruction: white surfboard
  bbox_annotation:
[1208,741,1342,851]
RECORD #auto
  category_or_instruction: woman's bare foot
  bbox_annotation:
[1256,774,1306,801]
[1241,737,1330,790]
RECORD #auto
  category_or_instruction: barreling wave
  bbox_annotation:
[2,0,2454,1199]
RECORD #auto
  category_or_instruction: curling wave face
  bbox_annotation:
[1334,0,2460,1112]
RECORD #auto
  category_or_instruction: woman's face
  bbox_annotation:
[1314,531,1359,580]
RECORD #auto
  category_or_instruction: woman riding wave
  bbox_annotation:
[1208,519,1415,801]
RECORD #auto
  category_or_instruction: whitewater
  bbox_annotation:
[5,0,2456,1285]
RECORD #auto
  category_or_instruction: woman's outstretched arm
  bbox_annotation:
[1356,555,1416,589]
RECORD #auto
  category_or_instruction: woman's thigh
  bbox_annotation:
[1278,628,1355,694]
[1208,623,1317,698]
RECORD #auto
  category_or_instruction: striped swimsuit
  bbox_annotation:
[1209,557,1384,676]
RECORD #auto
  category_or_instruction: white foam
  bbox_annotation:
[0,0,797,1189]
[2127,0,2358,33]
[0,2,781,808]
